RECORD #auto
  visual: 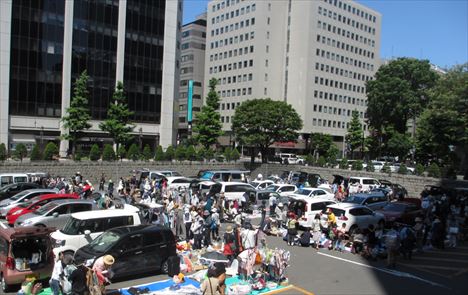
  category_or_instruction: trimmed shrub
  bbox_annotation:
[204,148,214,161]
[339,158,348,169]
[0,143,7,161]
[43,142,58,161]
[142,144,152,161]
[30,145,42,161]
[175,145,186,161]
[317,156,327,167]
[89,144,101,161]
[366,161,375,172]
[305,154,314,165]
[154,145,164,161]
[398,164,408,174]
[231,148,240,162]
[102,144,116,161]
[224,147,232,162]
[381,163,391,173]
[14,143,28,162]
[352,160,363,171]
[415,163,425,176]
[427,163,441,178]
[185,145,197,162]
[117,145,126,161]
[127,143,140,161]
[75,146,83,162]
[165,145,175,161]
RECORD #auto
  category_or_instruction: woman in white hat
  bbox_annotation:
[93,255,115,285]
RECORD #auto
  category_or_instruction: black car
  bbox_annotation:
[379,180,408,200]
[74,224,177,278]
[0,182,42,201]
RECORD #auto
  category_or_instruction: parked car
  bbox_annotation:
[208,182,256,202]
[290,187,335,200]
[375,201,423,226]
[136,169,182,183]
[73,224,177,278]
[343,191,389,211]
[189,179,216,195]
[0,183,42,201]
[249,180,274,190]
[278,153,300,165]
[198,169,250,182]
[378,180,408,200]
[15,199,98,228]
[51,207,142,257]
[245,191,292,213]
[0,173,29,189]
[6,193,80,226]
[0,189,58,217]
[165,177,194,190]
[265,184,297,197]
[348,177,381,193]
[324,203,385,234]
[289,197,337,229]
[0,223,55,292]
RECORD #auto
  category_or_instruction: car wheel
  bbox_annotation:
[1,275,11,293]
[161,260,169,274]
[349,225,358,235]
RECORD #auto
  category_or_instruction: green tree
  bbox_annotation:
[326,145,340,165]
[61,70,92,158]
[14,143,27,162]
[142,145,152,161]
[204,148,214,161]
[102,144,116,161]
[339,158,348,169]
[231,148,240,162]
[310,133,334,158]
[427,163,441,178]
[317,156,327,167]
[43,142,58,161]
[415,163,425,176]
[366,58,439,134]
[416,64,468,166]
[345,110,363,159]
[398,163,408,174]
[0,143,6,161]
[175,145,186,161]
[165,145,175,161]
[127,143,140,161]
[366,161,375,172]
[185,145,197,162]
[193,78,223,148]
[89,144,101,161]
[223,147,232,162]
[382,163,391,173]
[232,98,303,163]
[99,82,135,151]
[117,145,126,161]
[351,160,363,171]
[154,145,164,161]
[30,145,42,161]
[385,128,413,161]
[305,154,315,166]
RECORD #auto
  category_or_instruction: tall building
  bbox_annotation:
[0,0,182,155]
[204,0,381,151]
[177,13,207,141]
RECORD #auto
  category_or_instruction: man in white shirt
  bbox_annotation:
[241,223,258,250]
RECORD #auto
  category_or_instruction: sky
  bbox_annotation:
[182,0,468,69]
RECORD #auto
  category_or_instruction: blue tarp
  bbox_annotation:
[119,278,200,295]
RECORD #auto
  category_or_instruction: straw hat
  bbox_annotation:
[103,255,115,266]
[226,225,234,233]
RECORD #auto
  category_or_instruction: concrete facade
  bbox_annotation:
[0,0,12,147]
[204,0,381,150]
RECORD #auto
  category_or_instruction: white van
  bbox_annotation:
[0,173,29,188]
[208,182,256,202]
[348,177,381,194]
[288,197,337,228]
[50,208,142,256]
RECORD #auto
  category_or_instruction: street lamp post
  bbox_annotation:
[139,128,142,150]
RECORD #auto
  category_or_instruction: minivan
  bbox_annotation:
[198,170,250,182]
[348,177,381,194]
[15,199,98,228]
[0,223,55,292]
[51,208,142,257]
[0,174,29,189]
[288,197,337,228]
[73,224,177,278]
[208,182,256,202]
[343,191,389,211]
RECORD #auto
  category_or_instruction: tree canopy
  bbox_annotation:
[193,78,223,148]
[232,98,303,163]
[345,110,363,158]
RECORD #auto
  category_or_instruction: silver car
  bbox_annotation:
[15,199,98,228]
[0,189,58,217]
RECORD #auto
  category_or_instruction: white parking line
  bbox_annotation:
[316,251,450,290]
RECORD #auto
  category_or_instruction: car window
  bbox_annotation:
[363,179,375,185]
[361,208,374,215]
[349,208,362,216]
[231,173,241,180]
[121,234,143,252]
[1,176,13,186]
[50,204,69,215]
[144,231,164,246]
[316,190,326,195]
[108,216,133,228]
[284,186,295,192]
[14,176,28,183]
[258,192,270,200]
[70,203,92,213]
[311,202,326,211]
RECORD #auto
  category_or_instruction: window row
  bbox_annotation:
[179,92,202,100]
[180,80,202,87]
[210,31,255,49]
[313,90,367,107]
[209,59,254,74]
[315,62,372,83]
[221,116,233,124]
[314,75,366,94]
[318,20,376,48]
[182,29,206,38]
[210,46,254,62]
[215,73,254,86]
[181,42,205,50]
[313,104,365,119]
[318,6,376,36]
[312,118,367,130]
[323,0,377,23]
[211,18,255,36]
[316,48,375,72]
[221,102,241,110]
[212,2,256,21]
[218,87,252,98]
[317,34,374,60]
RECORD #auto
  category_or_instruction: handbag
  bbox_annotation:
[449,227,459,234]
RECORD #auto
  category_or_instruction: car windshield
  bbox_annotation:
[296,189,312,196]
[250,182,260,187]
[266,185,280,191]
[88,231,121,253]
[34,202,58,215]
[9,191,29,201]
[61,217,84,235]
[344,196,365,204]
[382,203,406,212]
[200,172,214,180]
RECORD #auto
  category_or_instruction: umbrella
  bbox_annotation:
[200,251,229,264]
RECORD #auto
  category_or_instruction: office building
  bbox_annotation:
[204,0,381,151]
[0,0,182,156]
[177,13,207,140]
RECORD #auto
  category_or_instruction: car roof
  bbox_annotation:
[22,189,57,194]
[289,196,334,203]
[0,173,29,176]
[47,199,95,205]
[349,192,385,198]
[166,176,190,181]
[0,222,55,240]
[349,177,378,180]
[328,203,366,209]
[35,193,77,200]
[217,181,252,185]
[71,208,139,219]
[109,224,170,236]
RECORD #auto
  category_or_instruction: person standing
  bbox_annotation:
[312,214,322,249]
[286,213,298,246]
[413,217,425,253]
[173,204,184,238]
[49,253,64,295]
[99,173,105,191]
[191,213,204,249]
[269,193,276,216]
[385,225,400,268]
[183,207,193,241]
[223,225,236,262]
[211,208,220,241]
[107,179,114,198]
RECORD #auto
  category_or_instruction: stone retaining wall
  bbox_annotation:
[1,161,466,198]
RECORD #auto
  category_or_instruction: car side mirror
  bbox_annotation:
[53,212,59,218]
[84,230,91,236]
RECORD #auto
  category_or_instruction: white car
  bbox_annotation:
[250,180,274,190]
[290,187,335,200]
[348,177,381,194]
[166,177,194,190]
[288,197,337,228]
[265,184,297,197]
[0,189,58,217]
[208,182,256,202]
[325,203,385,233]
